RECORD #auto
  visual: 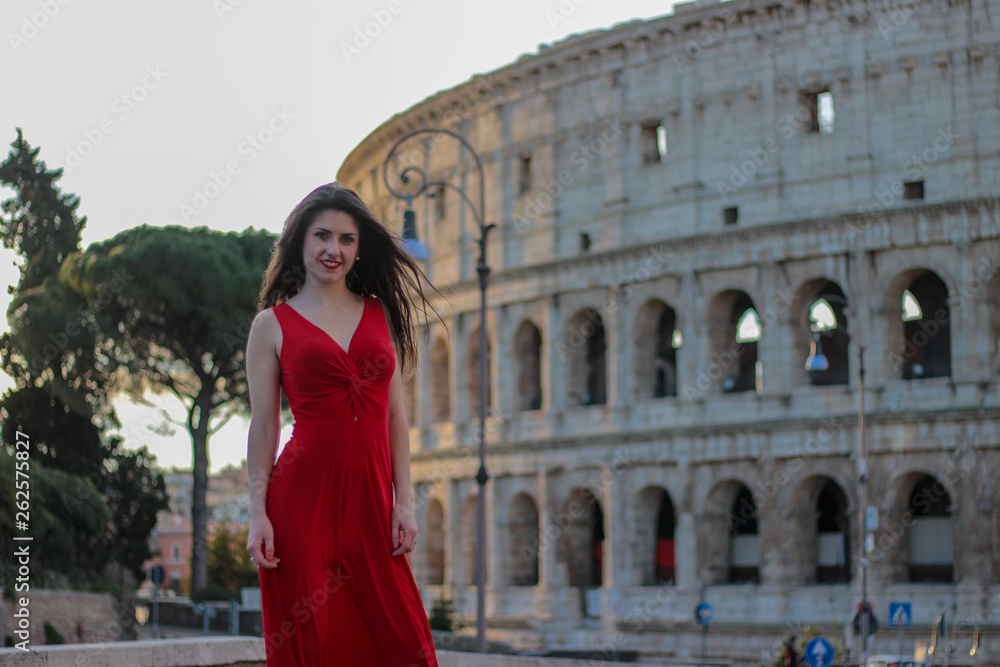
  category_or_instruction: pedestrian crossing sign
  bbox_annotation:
[889,602,912,627]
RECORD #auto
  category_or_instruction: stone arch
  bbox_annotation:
[633,485,677,586]
[514,320,543,412]
[425,498,445,585]
[787,475,851,585]
[885,269,952,380]
[564,309,607,406]
[700,479,757,584]
[466,327,492,419]
[791,278,850,386]
[459,495,480,586]
[559,487,605,586]
[880,471,955,583]
[430,337,451,422]
[507,493,539,586]
[706,290,760,394]
[633,299,681,399]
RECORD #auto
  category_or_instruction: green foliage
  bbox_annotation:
[0,128,86,292]
[0,452,110,586]
[100,445,169,581]
[43,621,65,645]
[206,521,258,599]
[60,223,275,593]
[428,597,463,633]
[31,460,112,582]
[0,129,116,429]
[0,387,111,476]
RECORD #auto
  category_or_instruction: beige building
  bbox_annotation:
[143,462,251,593]
[337,0,1000,663]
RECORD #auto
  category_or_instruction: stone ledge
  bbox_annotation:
[0,637,667,666]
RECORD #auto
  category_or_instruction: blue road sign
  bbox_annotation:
[805,637,835,667]
[695,602,713,625]
[889,602,913,627]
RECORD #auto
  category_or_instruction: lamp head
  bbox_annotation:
[805,332,830,372]
[401,209,429,261]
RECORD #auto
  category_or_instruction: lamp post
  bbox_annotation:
[804,295,871,666]
[382,128,495,654]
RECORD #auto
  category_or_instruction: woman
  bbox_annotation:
[245,184,443,666]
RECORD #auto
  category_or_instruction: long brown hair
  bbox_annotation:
[258,183,446,377]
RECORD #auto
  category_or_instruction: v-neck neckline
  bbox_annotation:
[284,296,367,357]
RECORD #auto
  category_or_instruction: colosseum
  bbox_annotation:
[337,0,1000,662]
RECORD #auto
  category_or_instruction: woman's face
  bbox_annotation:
[301,210,360,286]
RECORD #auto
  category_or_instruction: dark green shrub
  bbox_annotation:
[428,597,463,632]
[43,621,65,645]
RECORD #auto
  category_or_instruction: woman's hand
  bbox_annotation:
[390,502,418,557]
[247,514,280,569]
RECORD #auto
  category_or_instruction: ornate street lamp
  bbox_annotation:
[382,128,495,653]
[804,294,871,665]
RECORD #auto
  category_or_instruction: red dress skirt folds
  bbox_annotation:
[259,296,438,666]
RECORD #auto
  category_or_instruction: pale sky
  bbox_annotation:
[1,0,679,473]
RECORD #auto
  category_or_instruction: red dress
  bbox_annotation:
[259,295,438,666]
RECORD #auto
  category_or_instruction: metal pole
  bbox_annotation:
[381,126,493,653]
[475,224,492,654]
[152,581,160,639]
[859,341,869,666]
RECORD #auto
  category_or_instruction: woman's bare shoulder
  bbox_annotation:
[252,306,280,331]
[248,306,283,355]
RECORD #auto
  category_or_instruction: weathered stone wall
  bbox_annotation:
[1,590,122,646]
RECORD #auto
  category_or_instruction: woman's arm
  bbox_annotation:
[245,308,282,569]
[383,302,418,557]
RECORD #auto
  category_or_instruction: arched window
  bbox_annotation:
[515,321,542,411]
[709,291,761,394]
[562,488,605,586]
[816,482,850,583]
[807,289,850,386]
[633,300,681,399]
[908,475,953,582]
[655,491,677,584]
[430,338,451,422]
[426,499,445,585]
[653,307,681,398]
[901,272,951,379]
[728,486,760,583]
[507,493,539,586]
[460,495,479,586]
[467,328,492,418]
[565,310,607,406]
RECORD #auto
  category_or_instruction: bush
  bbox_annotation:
[428,597,463,632]
[43,621,65,645]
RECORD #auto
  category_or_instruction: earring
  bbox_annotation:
[356,256,361,261]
